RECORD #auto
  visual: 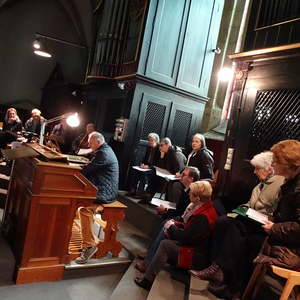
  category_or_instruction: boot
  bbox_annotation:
[189,263,224,284]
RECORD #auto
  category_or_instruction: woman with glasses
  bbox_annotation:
[134,180,218,290]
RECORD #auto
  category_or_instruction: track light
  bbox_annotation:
[32,37,52,58]
[33,39,41,49]
[32,32,87,60]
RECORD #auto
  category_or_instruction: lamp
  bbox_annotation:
[33,32,87,58]
[39,112,80,145]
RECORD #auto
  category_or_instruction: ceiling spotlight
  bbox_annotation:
[34,50,52,58]
[33,38,52,58]
[33,39,41,49]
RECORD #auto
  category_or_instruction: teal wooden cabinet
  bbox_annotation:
[138,0,224,97]
[177,0,224,96]
[128,82,206,149]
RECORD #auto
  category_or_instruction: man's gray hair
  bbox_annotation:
[161,137,172,146]
[148,132,160,143]
[89,131,105,143]
[250,151,273,169]
[32,108,41,115]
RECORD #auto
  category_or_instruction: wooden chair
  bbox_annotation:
[243,264,300,300]
[271,265,300,300]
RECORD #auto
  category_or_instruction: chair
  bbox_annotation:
[242,264,300,300]
[271,265,300,300]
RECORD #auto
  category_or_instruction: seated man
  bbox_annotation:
[135,166,200,272]
[24,108,46,136]
[128,132,160,196]
[75,131,119,264]
[146,137,186,197]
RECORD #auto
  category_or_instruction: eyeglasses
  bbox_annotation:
[159,144,165,147]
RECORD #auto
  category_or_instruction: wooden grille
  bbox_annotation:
[248,88,300,157]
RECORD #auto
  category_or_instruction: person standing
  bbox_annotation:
[75,131,119,264]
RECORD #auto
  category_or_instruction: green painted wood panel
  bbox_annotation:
[143,0,188,85]
[176,0,224,96]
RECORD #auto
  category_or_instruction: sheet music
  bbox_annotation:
[77,148,93,155]
[150,198,176,210]
[246,208,268,224]
[154,167,177,180]
[132,166,152,172]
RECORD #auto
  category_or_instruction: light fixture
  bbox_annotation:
[33,32,87,59]
[218,67,234,82]
[39,112,80,145]
[32,38,52,58]
[33,39,41,49]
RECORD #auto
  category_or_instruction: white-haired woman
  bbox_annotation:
[134,181,218,290]
[190,151,285,298]
[25,108,46,135]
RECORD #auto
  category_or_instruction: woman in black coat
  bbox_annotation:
[186,133,214,180]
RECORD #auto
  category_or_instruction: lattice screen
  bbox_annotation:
[141,101,166,139]
[171,110,192,147]
[248,88,300,157]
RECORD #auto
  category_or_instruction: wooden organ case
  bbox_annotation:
[2,151,98,284]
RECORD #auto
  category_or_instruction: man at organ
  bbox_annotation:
[75,131,119,264]
[72,123,95,154]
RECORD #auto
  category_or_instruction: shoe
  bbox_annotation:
[134,277,152,290]
[75,246,98,264]
[189,263,224,284]
[135,261,147,273]
[208,282,241,299]
[136,252,147,260]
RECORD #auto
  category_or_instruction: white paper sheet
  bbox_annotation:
[154,167,177,181]
[132,166,152,172]
[150,197,176,210]
[77,148,93,155]
[246,208,268,224]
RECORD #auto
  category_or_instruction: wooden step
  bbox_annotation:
[189,276,220,300]
[110,259,149,300]
[147,270,186,300]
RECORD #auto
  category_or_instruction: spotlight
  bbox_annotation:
[33,39,41,49]
[218,67,234,82]
[33,38,52,58]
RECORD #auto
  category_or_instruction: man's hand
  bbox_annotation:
[262,220,274,233]
[175,172,181,178]
[156,205,167,214]
[140,163,150,169]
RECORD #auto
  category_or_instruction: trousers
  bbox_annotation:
[78,206,100,248]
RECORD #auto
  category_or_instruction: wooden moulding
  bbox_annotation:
[15,264,65,284]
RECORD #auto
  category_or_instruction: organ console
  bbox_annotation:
[2,144,126,284]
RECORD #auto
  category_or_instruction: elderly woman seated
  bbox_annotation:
[134,180,218,290]
[190,151,285,298]
[254,140,300,270]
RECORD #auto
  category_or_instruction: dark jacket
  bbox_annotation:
[187,148,214,179]
[81,143,119,204]
[25,116,46,135]
[266,171,300,269]
[163,183,190,220]
[168,201,218,269]
[3,119,22,133]
[158,146,186,174]
[142,145,160,167]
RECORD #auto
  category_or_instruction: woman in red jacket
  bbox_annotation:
[134,180,218,290]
